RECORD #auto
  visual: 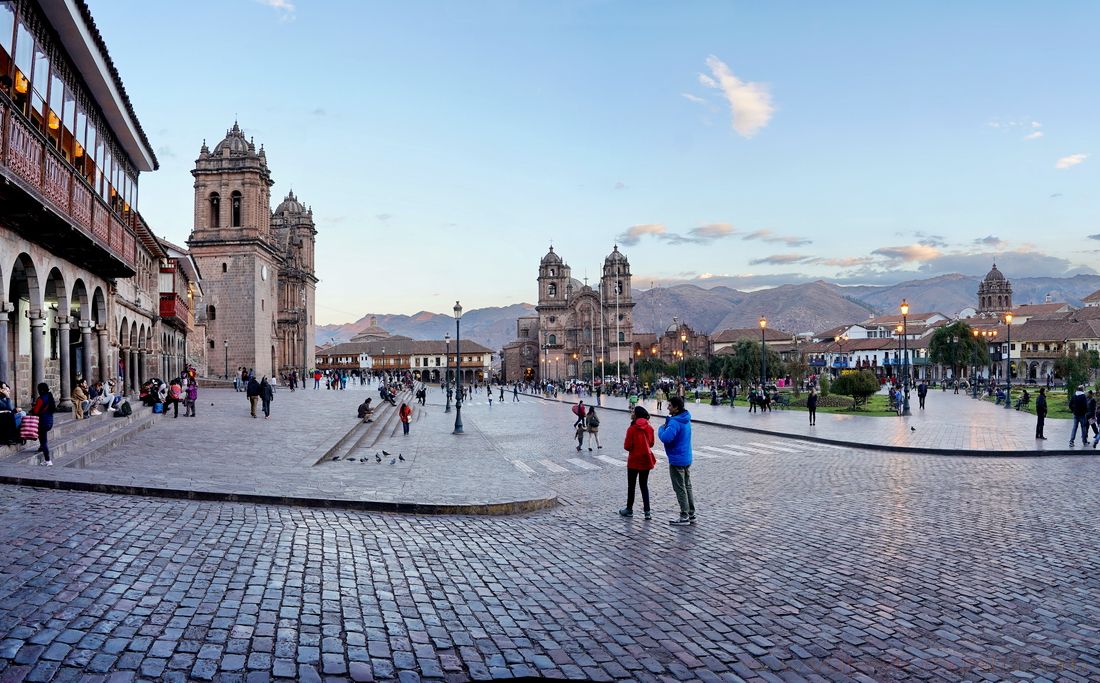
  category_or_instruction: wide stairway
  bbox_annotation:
[0,403,157,469]
[314,390,415,465]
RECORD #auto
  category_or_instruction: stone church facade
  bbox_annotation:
[502,246,635,382]
[187,123,317,380]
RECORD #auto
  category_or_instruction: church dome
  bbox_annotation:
[213,122,253,155]
[983,263,1005,282]
[275,190,305,215]
[540,245,562,265]
[604,244,628,265]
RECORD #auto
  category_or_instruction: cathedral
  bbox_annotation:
[187,123,318,379]
[502,246,635,382]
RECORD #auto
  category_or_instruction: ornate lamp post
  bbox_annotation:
[833,334,848,377]
[453,301,464,434]
[1004,312,1013,410]
[971,328,980,398]
[983,329,997,392]
[759,316,767,388]
[679,329,688,383]
[223,339,228,380]
[900,299,911,416]
[444,332,451,413]
[895,324,903,382]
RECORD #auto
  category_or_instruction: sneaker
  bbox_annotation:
[669,517,691,526]
[44,460,53,467]
[576,446,581,451]
[643,511,652,520]
[689,514,697,524]
[618,508,633,518]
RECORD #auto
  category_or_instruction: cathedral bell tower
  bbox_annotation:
[600,245,635,365]
[187,122,281,378]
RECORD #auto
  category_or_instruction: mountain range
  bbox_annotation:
[317,273,1100,351]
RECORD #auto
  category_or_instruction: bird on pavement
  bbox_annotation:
[331,457,340,461]
[359,458,367,462]
[382,450,392,456]
[910,427,916,431]
[389,458,396,465]
[375,453,381,462]
[399,454,405,461]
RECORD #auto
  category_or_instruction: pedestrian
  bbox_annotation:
[184,378,198,417]
[399,402,412,435]
[654,387,665,412]
[31,383,56,466]
[658,396,695,526]
[917,381,927,410]
[513,385,519,402]
[499,386,504,402]
[1035,387,1047,440]
[72,379,88,419]
[165,379,183,418]
[807,388,817,426]
[259,376,274,419]
[586,407,602,451]
[1069,384,1088,447]
[488,391,493,407]
[1089,390,1098,440]
[246,375,261,418]
[572,400,586,429]
[619,405,656,519]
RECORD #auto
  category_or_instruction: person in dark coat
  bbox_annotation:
[259,377,274,419]
[31,383,57,465]
[1069,385,1088,447]
[917,381,928,410]
[246,376,261,418]
[1035,387,1047,440]
[620,406,656,519]
[807,389,818,426]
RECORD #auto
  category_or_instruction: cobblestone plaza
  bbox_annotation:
[1,386,1099,682]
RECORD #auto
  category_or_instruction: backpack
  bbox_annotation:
[587,412,600,428]
[116,401,132,417]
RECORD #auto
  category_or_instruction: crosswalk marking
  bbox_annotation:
[538,459,569,473]
[745,441,801,453]
[596,454,626,467]
[512,460,535,474]
[702,445,745,456]
[565,458,600,470]
[716,444,759,454]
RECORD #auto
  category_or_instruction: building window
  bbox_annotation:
[209,193,220,227]
[208,339,214,349]
[231,191,242,227]
[207,304,216,321]
[548,334,557,345]
[261,299,264,311]
[548,283,557,298]
[618,332,625,342]
[222,262,227,273]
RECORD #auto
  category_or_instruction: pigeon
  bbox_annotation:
[382,450,392,456]
[375,453,382,462]
[389,458,396,465]
[359,458,367,462]
[331,457,340,461]
[398,454,405,461]
[910,426,916,431]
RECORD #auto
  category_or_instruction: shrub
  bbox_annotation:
[818,375,831,397]
[831,370,880,409]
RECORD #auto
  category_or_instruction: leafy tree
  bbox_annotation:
[720,340,785,385]
[831,370,880,409]
[929,322,988,379]
[683,356,708,380]
[786,351,809,396]
[818,374,831,397]
[1054,350,1097,392]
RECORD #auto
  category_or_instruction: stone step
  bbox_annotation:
[315,391,412,464]
[0,405,156,466]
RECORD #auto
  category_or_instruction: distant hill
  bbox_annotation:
[317,273,1100,350]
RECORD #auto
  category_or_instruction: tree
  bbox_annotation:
[786,351,809,396]
[683,356,708,380]
[929,322,988,380]
[831,370,880,409]
[1054,350,1098,392]
[720,340,785,385]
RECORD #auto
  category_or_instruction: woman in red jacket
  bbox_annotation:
[620,406,656,519]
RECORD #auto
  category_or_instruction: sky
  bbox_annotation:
[87,0,1100,324]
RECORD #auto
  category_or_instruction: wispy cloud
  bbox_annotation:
[749,254,814,266]
[816,256,875,267]
[1023,130,1043,140]
[681,93,706,105]
[613,181,626,190]
[255,0,295,21]
[1056,153,1088,169]
[742,229,811,247]
[697,56,774,138]
[1088,234,1100,241]
[618,224,667,246]
[872,244,943,262]
[687,223,735,242]
[375,213,393,222]
[974,235,1005,248]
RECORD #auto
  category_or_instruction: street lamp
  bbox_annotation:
[759,316,767,388]
[679,329,688,383]
[895,324,903,382]
[833,334,848,377]
[1004,312,1013,410]
[444,332,451,413]
[453,301,464,433]
[971,329,981,398]
[900,299,911,416]
[223,339,228,380]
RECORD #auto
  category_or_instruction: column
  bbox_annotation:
[57,316,72,411]
[79,320,94,383]
[138,348,147,386]
[0,302,12,384]
[29,309,46,400]
[129,347,137,395]
[97,326,109,386]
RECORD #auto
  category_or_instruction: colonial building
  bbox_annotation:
[502,245,635,382]
[976,263,1013,318]
[187,123,317,380]
[0,0,208,407]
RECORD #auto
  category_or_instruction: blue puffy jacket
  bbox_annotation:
[658,410,693,466]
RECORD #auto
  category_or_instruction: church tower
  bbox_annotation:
[535,246,570,357]
[976,263,1013,318]
[271,191,319,376]
[600,245,635,368]
[187,122,281,378]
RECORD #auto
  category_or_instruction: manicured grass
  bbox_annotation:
[699,392,904,417]
[981,390,1073,419]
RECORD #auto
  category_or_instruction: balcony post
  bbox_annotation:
[56,316,72,411]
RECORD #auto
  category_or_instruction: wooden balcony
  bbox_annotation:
[0,98,136,277]
[159,293,191,329]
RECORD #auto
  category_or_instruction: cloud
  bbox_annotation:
[613,181,626,190]
[1088,234,1100,241]
[1023,131,1043,140]
[681,93,706,104]
[255,0,295,20]
[974,235,1005,247]
[1050,193,1063,199]
[816,256,875,267]
[310,107,326,117]
[156,145,176,159]
[618,223,667,246]
[749,254,814,266]
[698,56,774,138]
[872,244,943,262]
[375,213,393,222]
[1056,153,1088,169]
[686,223,735,242]
[742,229,811,247]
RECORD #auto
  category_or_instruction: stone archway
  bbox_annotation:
[44,268,70,407]
[9,254,43,403]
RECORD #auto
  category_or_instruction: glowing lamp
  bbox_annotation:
[759,316,767,329]
[14,71,28,94]
[900,299,909,316]
[73,142,84,157]
[47,111,60,130]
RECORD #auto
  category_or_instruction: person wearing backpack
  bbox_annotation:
[399,402,413,435]
[165,379,183,418]
[30,383,57,466]
[184,378,198,417]
[585,407,602,451]
[619,406,656,519]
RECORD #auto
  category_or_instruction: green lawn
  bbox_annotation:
[981,390,1073,419]
[689,392,903,417]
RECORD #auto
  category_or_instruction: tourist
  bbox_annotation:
[807,388,818,426]
[72,379,89,419]
[1089,391,1098,440]
[184,378,198,417]
[0,383,17,446]
[246,375,261,418]
[513,385,519,402]
[619,405,656,519]
[654,387,665,412]
[31,383,57,466]
[1035,387,1048,440]
[164,379,183,418]
[358,398,374,423]
[586,407,602,451]
[917,381,927,409]
[572,400,586,429]
[1069,385,1088,447]
[658,396,695,526]
[399,402,412,435]
[259,377,274,419]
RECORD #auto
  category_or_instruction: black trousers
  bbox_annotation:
[627,468,650,512]
[808,407,816,424]
[1036,414,1046,438]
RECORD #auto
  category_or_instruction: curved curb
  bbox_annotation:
[0,474,559,516]
[523,392,1089,458]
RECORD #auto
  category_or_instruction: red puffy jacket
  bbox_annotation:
[623,418,656,470]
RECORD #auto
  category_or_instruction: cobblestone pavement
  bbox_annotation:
[2,399,1100,681]
[535,389,1078,454]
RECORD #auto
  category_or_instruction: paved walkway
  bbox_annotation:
[0,385,555,513]
[534,388,1084,455]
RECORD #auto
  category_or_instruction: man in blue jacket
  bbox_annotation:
[658,396,696,526]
